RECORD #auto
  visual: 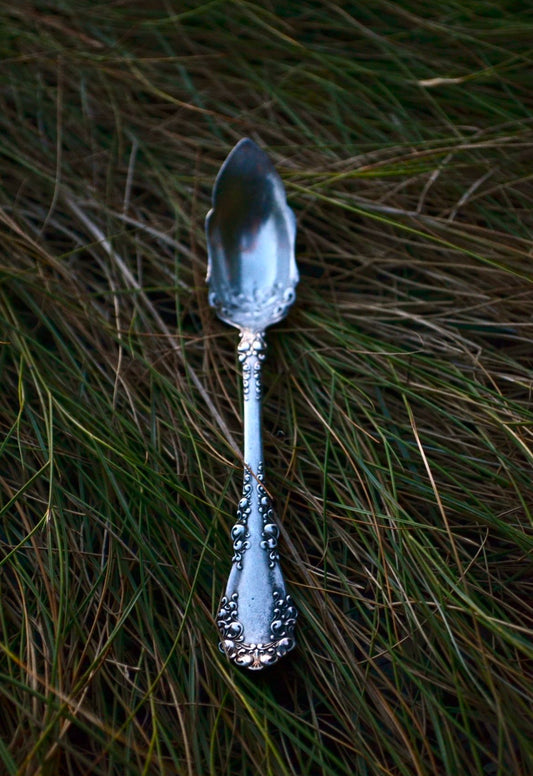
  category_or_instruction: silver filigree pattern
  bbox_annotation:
[255,462,280,567]
[231,470,252,569]
[217,590,297,670]
[208,284,296,333]
[229,463,280,569]
[259,506,279,567]
[238,330,266,401]
[217,593,243,641]
[271,590,297,640]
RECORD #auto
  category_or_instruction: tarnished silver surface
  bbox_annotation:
[206,138,298,670]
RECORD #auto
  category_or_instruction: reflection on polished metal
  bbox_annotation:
[206,138,298,670]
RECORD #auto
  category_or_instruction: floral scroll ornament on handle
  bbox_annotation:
[205,138,299,670]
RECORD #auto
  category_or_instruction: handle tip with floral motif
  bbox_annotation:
[217,330,297,670]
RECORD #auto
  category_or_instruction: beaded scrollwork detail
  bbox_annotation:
[231,469,252,569]
[217,591,297,670]
[238,330,266,401]
[229,463,280,569]
[256,462,280,567]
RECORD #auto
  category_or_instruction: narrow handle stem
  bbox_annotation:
[241,329,265,477]
[216,329,297,670]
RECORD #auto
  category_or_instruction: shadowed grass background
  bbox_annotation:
[1,1,532,774]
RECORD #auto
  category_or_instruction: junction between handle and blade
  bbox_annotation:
[217,329,297,670]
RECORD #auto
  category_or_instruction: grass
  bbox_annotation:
[1,1,533,774]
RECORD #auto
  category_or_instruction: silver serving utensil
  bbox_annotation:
[206,138,298,670]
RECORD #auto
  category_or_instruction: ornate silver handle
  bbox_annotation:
[216,329,297,670]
